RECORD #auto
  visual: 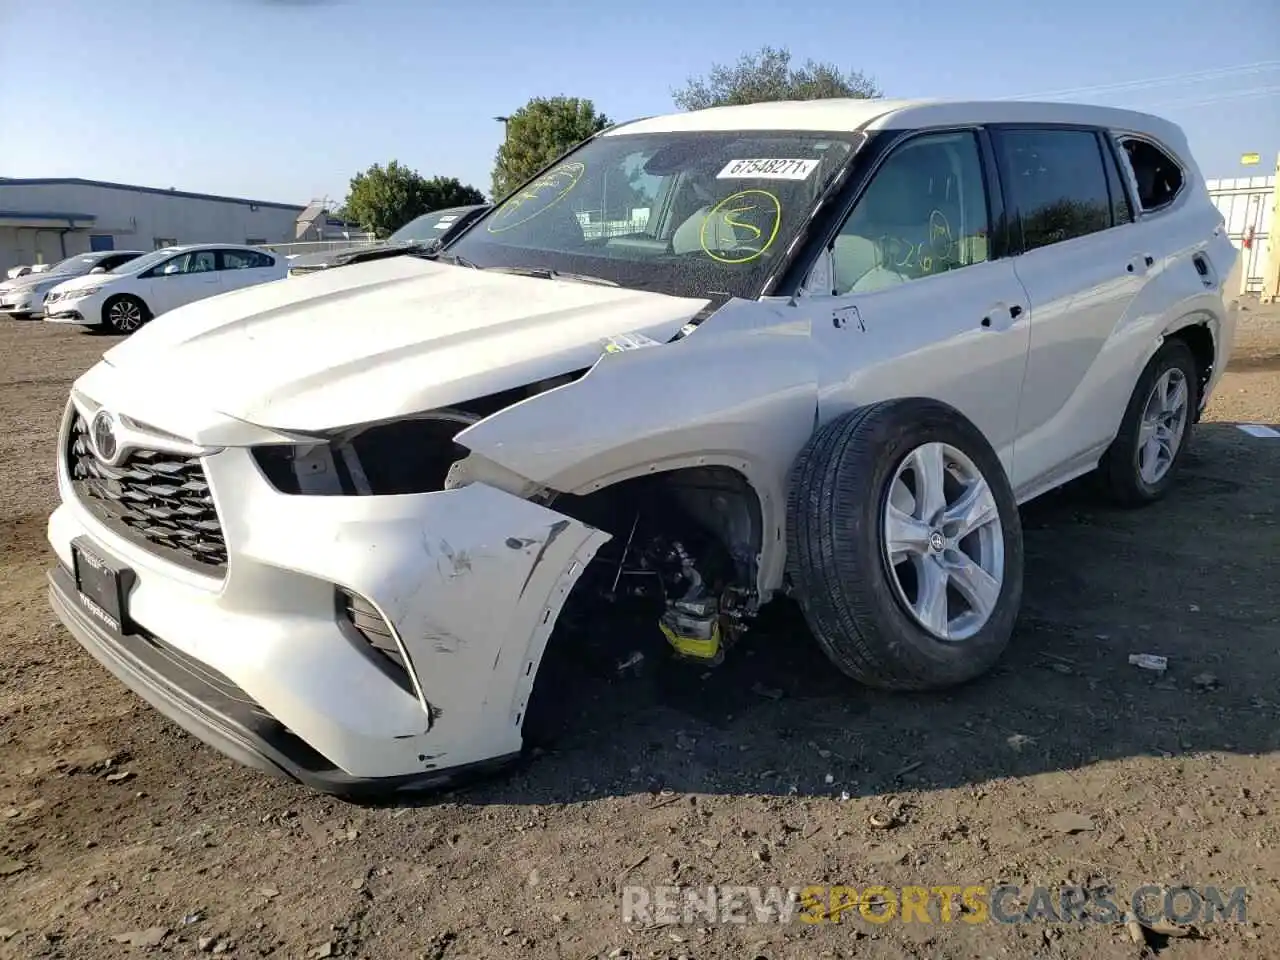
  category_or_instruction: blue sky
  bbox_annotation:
[1,0,1276,205]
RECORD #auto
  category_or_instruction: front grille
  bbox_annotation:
[66,411,228,574]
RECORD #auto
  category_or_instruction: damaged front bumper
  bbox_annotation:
[48,450,610,796]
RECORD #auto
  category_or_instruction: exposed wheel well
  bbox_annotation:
[522,465,766,741]
[1166,322,1215,414]
[550,465,765,589]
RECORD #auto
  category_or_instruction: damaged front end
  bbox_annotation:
[252,366,771,678]
[50,288,814,793]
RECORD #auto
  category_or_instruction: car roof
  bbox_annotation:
[156,243,273,254]
[606,98,1186,147]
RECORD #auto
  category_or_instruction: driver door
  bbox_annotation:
[804,128,1031,478]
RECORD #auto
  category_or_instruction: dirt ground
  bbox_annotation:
[1,300,1278,960]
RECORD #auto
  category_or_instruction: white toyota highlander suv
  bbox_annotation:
[47,99,1237,797]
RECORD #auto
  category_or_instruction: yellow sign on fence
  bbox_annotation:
[1241,152,1261,166]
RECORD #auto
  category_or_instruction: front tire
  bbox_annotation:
[1097,339,1199,506]
[103,295,150,334]
[787,398,1024,691]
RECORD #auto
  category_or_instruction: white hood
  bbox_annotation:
[101,256,711,433]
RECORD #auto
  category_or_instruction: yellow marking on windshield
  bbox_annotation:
[700,189,782,265]
[487,162,586,234]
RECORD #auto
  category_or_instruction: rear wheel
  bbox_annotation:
[103,295,149,334]
[787,398,1024,691]
[1097,340,1199,506]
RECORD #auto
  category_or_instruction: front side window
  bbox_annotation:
[825,130,991,296]
[99,253,141,271]
[446,130,864,300]
[996,129,1112,252]
[153,251,216,276]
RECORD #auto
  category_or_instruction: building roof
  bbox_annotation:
[607,98,1182,143]
[0,177,304,212]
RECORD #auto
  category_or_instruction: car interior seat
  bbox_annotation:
[832,159,937,294]
[671,179,740,256]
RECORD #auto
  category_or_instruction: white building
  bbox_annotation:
[0,178,358,274]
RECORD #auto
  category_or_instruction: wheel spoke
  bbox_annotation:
[1163,373,1187,415]
[943,478,998,539]
[914,557,950,636]
[910,443,947,525]
[885,504,933,563]
[1140,437,1163,481]
[947,553,1001,621]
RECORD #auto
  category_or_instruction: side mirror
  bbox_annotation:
[89,266,107,275]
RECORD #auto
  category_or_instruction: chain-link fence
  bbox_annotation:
[262,239,379,257]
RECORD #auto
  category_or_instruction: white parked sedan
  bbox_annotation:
[44,244,286,333]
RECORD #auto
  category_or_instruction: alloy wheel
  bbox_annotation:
[108,300,143,332]
[881,442,1005,642]
[1136,368,1189,485]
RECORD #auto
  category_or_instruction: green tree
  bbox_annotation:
[342,161,485,238]
[672,45,881,111]
[491,96,611,200]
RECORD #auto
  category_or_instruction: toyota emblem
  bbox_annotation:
[91,410,118,463]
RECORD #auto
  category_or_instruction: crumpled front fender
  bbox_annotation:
[453,298,819,595]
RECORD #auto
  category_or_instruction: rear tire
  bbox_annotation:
[103,295,150,334]
[1096,340,1199,507]
[787,398,1024,691]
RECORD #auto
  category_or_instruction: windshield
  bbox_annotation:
[43,254,103,275]
[111,249,177,275]
[446,130,862,300]
[390,206,481,243]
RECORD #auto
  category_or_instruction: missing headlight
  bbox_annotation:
[252,410,478,496]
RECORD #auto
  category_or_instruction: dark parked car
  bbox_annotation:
[287,204,491,277]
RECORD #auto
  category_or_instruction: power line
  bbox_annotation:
[1143,84,1280,111]
[999,60,1280,101]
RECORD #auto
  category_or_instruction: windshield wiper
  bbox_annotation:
[430,251,482,269]
[495,266,618,286]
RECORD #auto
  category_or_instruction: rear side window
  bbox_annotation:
[220,249,275,270]
[1118,137,1184,211]
[995,128,1112,252]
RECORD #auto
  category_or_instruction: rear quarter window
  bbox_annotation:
[1117,137,1185,212]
